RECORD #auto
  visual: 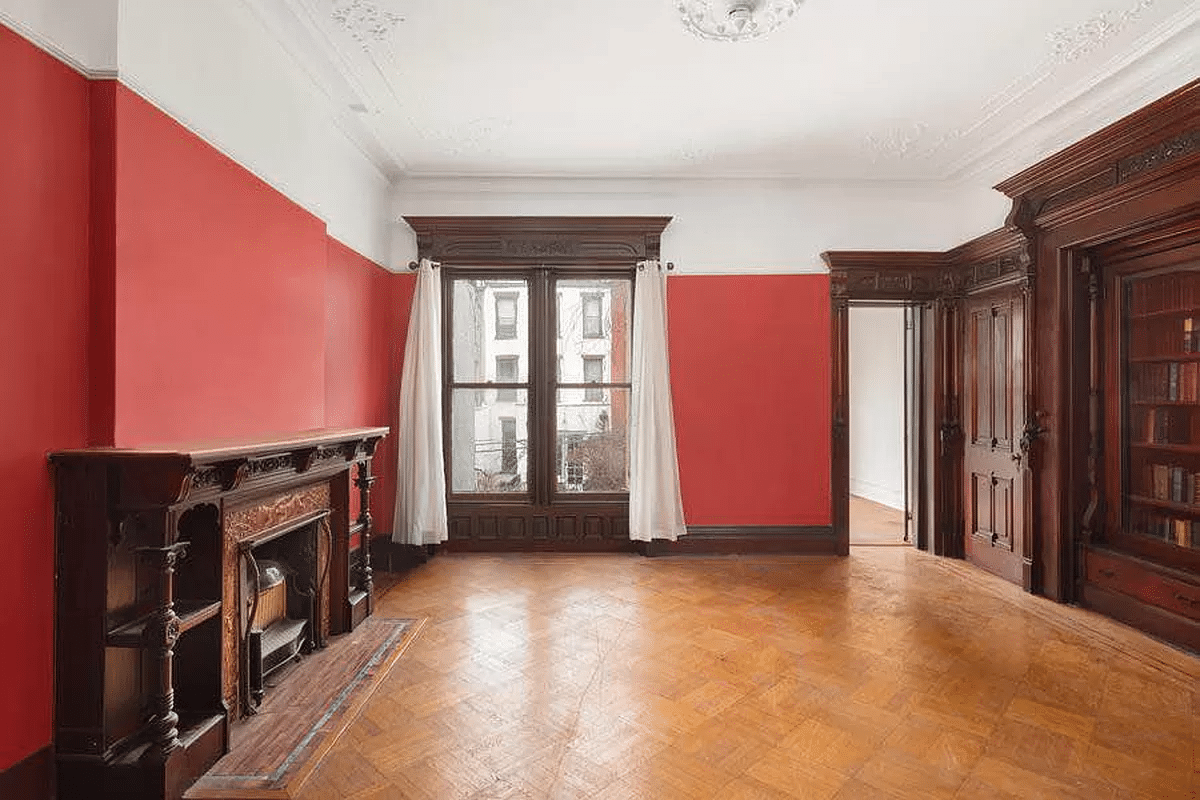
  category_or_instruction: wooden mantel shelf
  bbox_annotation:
[50,426,390,507]
[51,426,389,461]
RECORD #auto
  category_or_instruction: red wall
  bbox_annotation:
[324,239,415,534]
[0,25,92,769]
[112,85,329,446]
[669,275,831,526]
[0,37,406,771]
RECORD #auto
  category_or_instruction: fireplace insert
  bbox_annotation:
[240,513,329,708]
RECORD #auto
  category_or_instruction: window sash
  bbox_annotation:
[444,268,632,502]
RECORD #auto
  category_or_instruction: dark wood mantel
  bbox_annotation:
[49,426,389,800]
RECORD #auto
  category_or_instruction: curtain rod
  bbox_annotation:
[408,261,675,270]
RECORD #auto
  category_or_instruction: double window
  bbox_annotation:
[445,271,632,497]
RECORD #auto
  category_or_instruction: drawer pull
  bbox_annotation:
[1098,568,1116,578]
[1175,593,1200,607]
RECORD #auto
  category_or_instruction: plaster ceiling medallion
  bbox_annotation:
[331,0,403,49]
[1049,0,1155,63]
[677,0,804,41]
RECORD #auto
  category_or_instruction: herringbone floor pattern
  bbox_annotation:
[295,549,1199,799]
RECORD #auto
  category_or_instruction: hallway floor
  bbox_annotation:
[296,549,1198,800]
[849,496,908,546]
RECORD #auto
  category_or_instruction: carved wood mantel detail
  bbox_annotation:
[225,484,331,541]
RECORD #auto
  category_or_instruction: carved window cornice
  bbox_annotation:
[403,216,672,266]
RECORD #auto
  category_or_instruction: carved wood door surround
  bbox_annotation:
[824,228,1036,587]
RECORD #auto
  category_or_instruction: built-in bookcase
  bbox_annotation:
[1124,268,1200,552]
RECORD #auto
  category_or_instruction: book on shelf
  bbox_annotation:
[1133,511,1199,548]
[1174,519,1191,547]
[1138,406,1192,443]
[1152,464,1170,500]
[1144,464,1200,503]
[1182,362,1199,403]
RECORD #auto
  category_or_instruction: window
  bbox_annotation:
[582,293,603,338]
[495,292,518,340]
[446,274,631,496]
[583,356,604,402]
[495,355,518,402]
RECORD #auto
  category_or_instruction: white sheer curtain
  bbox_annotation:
[629,260,687,542]
[393,258,448,545]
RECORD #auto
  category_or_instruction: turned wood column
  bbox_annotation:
[136,540,189,761]
[354,460,375,615]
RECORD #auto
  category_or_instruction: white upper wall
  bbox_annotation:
[393,177,1011,273]
[0,0,395,267]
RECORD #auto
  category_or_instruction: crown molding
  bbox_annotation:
[948,4,1200,183]
[234,0,409,178]
[0,11,116,79]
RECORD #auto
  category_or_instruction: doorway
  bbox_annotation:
[848,304,920,546]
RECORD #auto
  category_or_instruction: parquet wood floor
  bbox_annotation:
[294,549,1199,800]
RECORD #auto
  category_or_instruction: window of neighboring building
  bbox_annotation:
[582,293,603,338]
[495,292,518,339]
[583,355,604,402]
[496,355,518,402]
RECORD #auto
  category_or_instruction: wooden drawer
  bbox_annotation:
[1086,548,1200,622]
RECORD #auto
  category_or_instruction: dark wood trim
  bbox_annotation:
[823,251,949,301]
[403,216,672,266]
[640,526,838,556]
[831,298,850,555]
[996,79,1200,224]
[0,746,54,800]
[994,79,1200,608]
[1081,583,1200,655]
[443,537,635,553]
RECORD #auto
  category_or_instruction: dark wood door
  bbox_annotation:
[963,288,1027,584]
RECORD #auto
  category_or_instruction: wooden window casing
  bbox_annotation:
[406,215,669,550]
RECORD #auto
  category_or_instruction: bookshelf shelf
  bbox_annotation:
[1127,494,1200,515]
[1129,442,1200,454]
[1128,354,1200,363]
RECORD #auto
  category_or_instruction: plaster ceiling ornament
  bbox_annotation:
[677,0,804,41]
[1049,0,1155,63]
[420,116,514,158]
[863,0,1161,166]
[864,123,930,161]
[331,0,403,49]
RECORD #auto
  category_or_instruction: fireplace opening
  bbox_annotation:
[238,510,330,710]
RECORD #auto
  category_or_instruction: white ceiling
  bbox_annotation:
[232,0,1200,182]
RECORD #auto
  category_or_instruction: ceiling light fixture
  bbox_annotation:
[677,0,803,42]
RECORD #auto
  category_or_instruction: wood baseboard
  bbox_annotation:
[0,745,53,800]
[640,525,838,556]
[371,526,841,559]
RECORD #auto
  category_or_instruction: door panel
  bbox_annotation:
[964,289,1026,584]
